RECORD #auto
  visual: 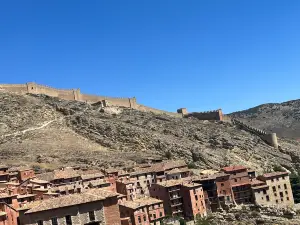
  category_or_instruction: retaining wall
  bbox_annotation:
[231,118,278,149]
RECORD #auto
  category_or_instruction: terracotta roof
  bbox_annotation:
[262,172,288,178]
[182,182,202,188]
[252,185,269,190]
[157,178,191,188]
[30,179,50,184]
[8,167,32,172]
[32,188,49,192]
[0,193,11,199]
[81,173,104,180]
[36,169,80,181]
[51,184,81,192]
[222,165,247,172]
[117,179,135,185]
[17,194,36,199]
[104,168,119,174]
[231,182,251,187]
[25,189,117,214]
[88,179,110,187]
[120,197,162,209]
[251,179,266,187]
[192,172,229,182]
[166,168,189,175]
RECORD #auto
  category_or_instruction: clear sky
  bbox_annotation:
[0,1,299,113]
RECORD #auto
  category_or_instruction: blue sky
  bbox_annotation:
[0,1,299,113]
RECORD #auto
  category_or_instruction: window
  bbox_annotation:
[278,185,281,189]
[195,195,198,200]
[284,184,287,189]
[274,193,277,197]
[89,211,96,221]
[65,215,72,225]
[280,192,283,197]
[287,197,290,201]
[37,221,43,225]
[160,211,163,217]
[221,183,224,187]
[51,218,58,225]
[266,195,270,201]
[285,191,288,195]
[272,186,276,192]
[263,190,267,195]
[234,179,237,182]
[271,179,274,182]
[152,214,156,219]
[138,216,141,224]
[143,215,147,221]
[276,177,279,181]
[261,197,264,200]
[276,200,278,203]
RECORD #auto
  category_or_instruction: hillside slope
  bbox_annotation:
[230,99,300,140]
[1,92,300,173]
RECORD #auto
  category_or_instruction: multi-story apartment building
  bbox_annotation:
[222,166,252,204]
[251,178,271,205]
[149,179,206,221]
[119,197,165,225]
[116,179,137,201]
[19,189,121,225]
[256,172,294,206]
[193,172,233,212]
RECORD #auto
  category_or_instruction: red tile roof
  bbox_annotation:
[250,179,266,187]
[231,181,250,187]
[222,165,247,172]
[262,171,288,178]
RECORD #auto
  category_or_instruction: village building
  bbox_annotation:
[251,178,271,206]
[0,193,19,225]
[0,166,9,183]
[222,166,252,204]
[116,180,137,201]
[102,168,125,192]
[35,168,81,186]
[19,189,121,225]
[119,197,165,225]
[149,179,206,221]
[165,168,190,180]
[8,168,36,183]
[192,172,234,212]
[256,172,294,206]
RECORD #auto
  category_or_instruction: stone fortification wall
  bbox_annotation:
[232,118,278,149]
[0,82,137,108]
[184,109,223,121]
[137,104,182,118]
[27,82,76,100]
[0,84,28,94]
[80,94,136,108]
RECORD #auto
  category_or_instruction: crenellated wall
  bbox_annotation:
[0,82,136,108]
[183,109,223,121]
[231,118,278,149]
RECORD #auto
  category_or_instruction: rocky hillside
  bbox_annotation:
[230,99,300,140]
[1,92,300,173]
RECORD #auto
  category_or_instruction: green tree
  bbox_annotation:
[195,214,216,225]
[290,172,300,203]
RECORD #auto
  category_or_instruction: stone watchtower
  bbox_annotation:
[177,108,188,116]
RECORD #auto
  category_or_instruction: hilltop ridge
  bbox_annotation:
[230,99,300,140]
[1,91,300,174]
